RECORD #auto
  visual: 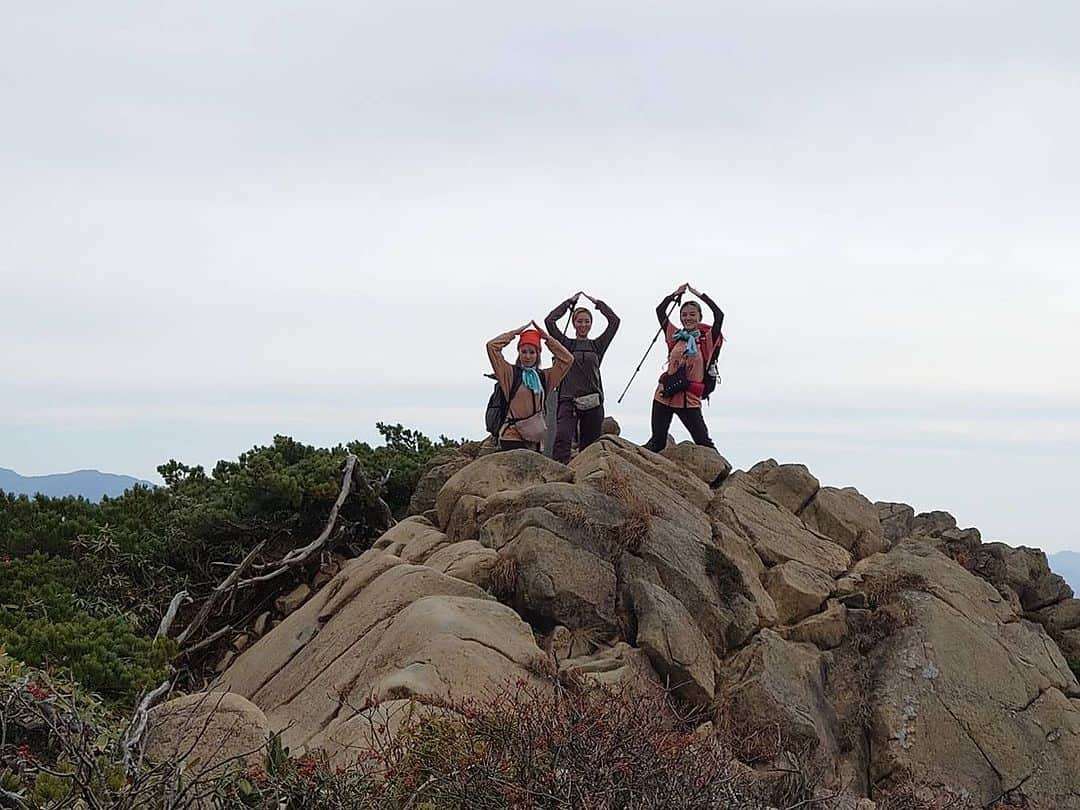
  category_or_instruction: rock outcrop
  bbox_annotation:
[145,692,271,783]
[158,437,1080,808]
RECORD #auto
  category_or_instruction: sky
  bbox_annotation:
[2,1,1079,551]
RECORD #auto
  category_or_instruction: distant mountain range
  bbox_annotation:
[0,467,153,501]
[1050,551,1080,594]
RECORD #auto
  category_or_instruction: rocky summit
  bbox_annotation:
[149,435,1080,808]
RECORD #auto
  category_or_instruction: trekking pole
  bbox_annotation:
[616,294,682,404]
[552,293,577,390]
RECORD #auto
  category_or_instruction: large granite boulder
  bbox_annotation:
[571,436,713,511]
[371,515,449,562]
[216,554,549,754]
[801,486,887,561]
[573,440,765,654]
[710,473,851,577]
[558,641,661,691]
[1033,598,1080,636]
[966,542,1073,612]
[500,524,620,637]
[146,692,270,778]
[628,579,716,706]
[719,629,842,776]
[910,510,957,535]
[849,541,1080,807]
[407,452,471,516]
[763,560,834,624]
[876,501,915,543]
[477,481,628,558]
[747,459,820,515]
[776,599,848,650]
[660,442,732,487]
[435,449,574,541]
[423,540,499,588]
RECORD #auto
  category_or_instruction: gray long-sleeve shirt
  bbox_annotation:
[545,299,620,402]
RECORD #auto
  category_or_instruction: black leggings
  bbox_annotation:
[643,400,714,452]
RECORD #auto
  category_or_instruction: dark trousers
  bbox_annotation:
[643,400,714,452]
[553,399,604,464]
[498,439,537,452]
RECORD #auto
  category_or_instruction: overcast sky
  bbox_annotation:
[3,2,1078,551]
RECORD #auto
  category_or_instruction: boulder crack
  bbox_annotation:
[931,690,1003,785]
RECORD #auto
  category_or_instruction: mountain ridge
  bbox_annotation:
[0,467,153,501]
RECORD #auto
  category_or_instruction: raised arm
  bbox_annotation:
[532,320,575,389]
[486,326,524,394]
[698,291,725,340]
[545,294,578,342]
[544,293,578,347]
[656,284,686,328]
[590,297,621,356]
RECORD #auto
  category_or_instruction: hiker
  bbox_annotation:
[642,283,724,452]
[544,292,620,464]
[486,321,574,451]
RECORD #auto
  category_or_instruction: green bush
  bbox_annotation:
[349,422,460,518]
[0,425,459,704]
[1069,657,1080,681]
[0,554,174,702]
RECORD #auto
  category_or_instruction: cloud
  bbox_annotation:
[2,1,1079,552]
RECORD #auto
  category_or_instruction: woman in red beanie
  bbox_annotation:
[486,320,574,451]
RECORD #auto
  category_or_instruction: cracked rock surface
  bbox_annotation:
[156,440,1080,807]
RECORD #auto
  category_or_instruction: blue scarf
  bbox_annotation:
[520,366,543,394]
[673,328,701,357]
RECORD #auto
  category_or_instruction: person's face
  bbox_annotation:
[680,303,701,330]
[518,344,538,367]
[573,310,593,338]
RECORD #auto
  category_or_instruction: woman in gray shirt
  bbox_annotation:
[544,292,620,463]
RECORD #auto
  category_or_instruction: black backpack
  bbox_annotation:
[702,333,725,400]
[485,367,548,438]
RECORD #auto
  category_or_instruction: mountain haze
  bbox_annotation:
[0,467,152,501]
[1049,550,1080,593]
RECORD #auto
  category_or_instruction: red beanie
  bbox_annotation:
[517,329,541,351]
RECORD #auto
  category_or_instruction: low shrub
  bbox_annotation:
[0,554,175,704]
[0,425,458,704]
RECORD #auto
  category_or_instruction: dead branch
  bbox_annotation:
[173,625,233,660]
[357,461,395,530]
[155,590,190,640]
[0,786,28,809]
[122,678,173,773]
[175,539,268,647]
[237,453,363,587]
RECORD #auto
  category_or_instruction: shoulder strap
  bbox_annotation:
[707,332,724,363]
[508,365,523,401]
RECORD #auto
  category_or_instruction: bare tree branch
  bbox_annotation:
[122,678,173,773]
[155,590,190,640]
[173,625,233,660]
[175,539,268,647]
[237,453,364,587]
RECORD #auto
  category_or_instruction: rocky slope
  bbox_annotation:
[149,436,1080,808]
